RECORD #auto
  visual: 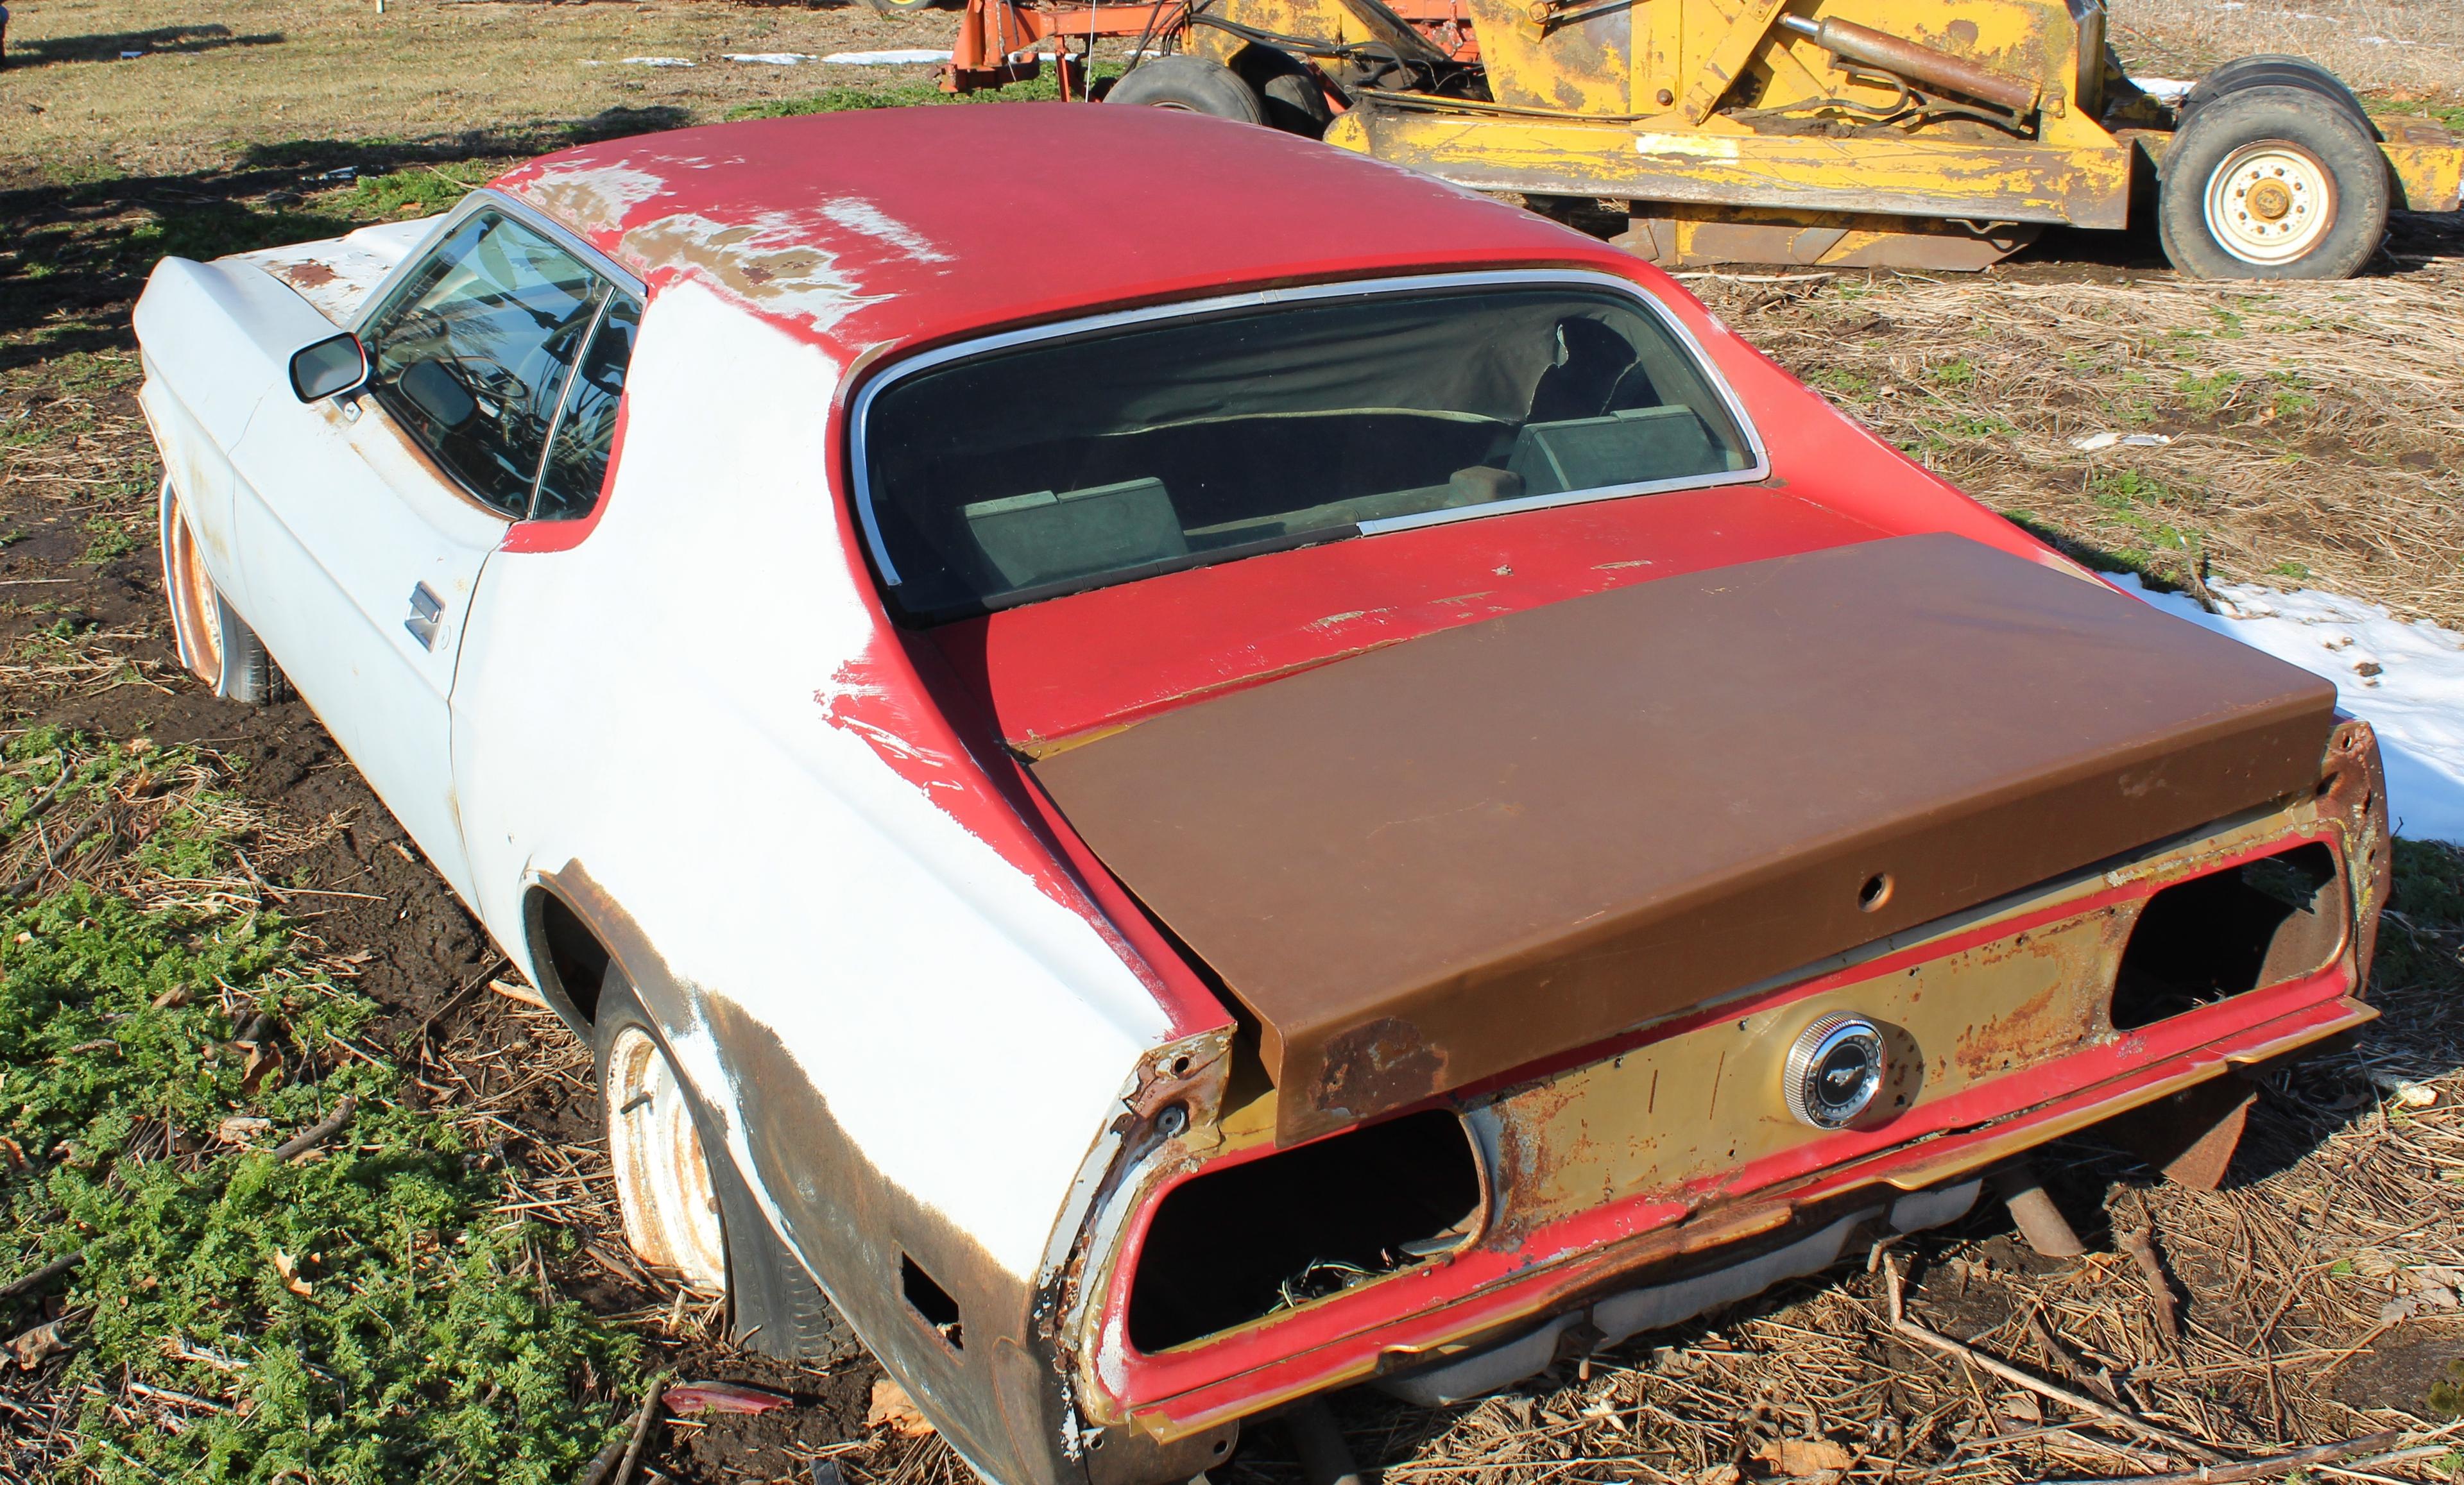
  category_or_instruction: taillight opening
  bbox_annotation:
[2111,842,2345,1030]
[1126,1108,1483,1353]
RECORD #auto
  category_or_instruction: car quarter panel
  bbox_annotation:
[449,280,1200,1484]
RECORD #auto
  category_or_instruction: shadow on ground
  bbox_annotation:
[3,23,285,68]
[0,106,689,373]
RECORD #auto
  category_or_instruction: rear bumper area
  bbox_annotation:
[1380,1178,1986,1407]
[1065,719,2388,1444]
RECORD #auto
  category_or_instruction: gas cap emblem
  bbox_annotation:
[1784,1012,1886,1130]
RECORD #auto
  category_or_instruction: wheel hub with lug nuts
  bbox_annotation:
[606,1026,729,1293]
[2203,141,2334,266]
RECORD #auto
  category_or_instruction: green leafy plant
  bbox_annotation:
[0,733,640,1482]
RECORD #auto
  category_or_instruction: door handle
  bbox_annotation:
[404,583,444,650]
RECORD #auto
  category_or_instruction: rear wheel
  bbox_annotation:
[2157,85,2388,279]
[159,477,277,703]
[594,964,860,1360]
[1105,55,1265,125]
[1233,46,1332,137]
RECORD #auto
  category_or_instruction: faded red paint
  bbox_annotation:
[492,105,1631,364]
[930,488,1890,747]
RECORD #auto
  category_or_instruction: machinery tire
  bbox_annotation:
[1233,46,1333,137]
[159,478,278,704]
[2179,55,2368,129]
[594,963,862,1362]
[2156,85,2388,280]
[1105,55,1266,124]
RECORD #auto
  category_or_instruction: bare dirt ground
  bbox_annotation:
[3,1,2463,1481]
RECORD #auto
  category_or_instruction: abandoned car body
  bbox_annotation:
[133,105,2388,1485]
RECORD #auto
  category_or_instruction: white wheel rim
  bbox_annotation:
[606,1026,729,1294]
[2203,141,2335,266]
[160,488,225,685]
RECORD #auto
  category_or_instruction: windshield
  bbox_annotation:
[859,282,1759,622]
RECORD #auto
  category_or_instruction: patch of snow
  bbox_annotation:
[621,56,696,67]
[2073,430,2175,452]
[725,53,816,65]
[2119,575,2464,844]
[2131,76,2196,103]
[820,49,953,65]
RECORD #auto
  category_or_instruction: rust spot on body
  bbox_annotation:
[1315,1016,1448,1123]
[271,260,340,290]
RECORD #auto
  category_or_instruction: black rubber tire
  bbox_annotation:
[1233,46,1332,137]
[2179,55,2369,130]
[592,964,862,1362]
[1105,55,1266,124]
[2156,85,2389,280]
[162,480,280,704]
[211,592,279,704]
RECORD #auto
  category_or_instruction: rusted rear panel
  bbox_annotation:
[1032,533,2338,1144]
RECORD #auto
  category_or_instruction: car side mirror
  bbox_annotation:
[289,332,369,403]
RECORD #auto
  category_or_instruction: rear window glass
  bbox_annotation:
[859,284,1758,622]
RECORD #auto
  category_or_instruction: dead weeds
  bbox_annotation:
[2114,0,2464,101]
[1690,241,2464,629]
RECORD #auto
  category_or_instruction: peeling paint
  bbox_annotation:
[499,159,672,239]
[618,211,888,336]
[821,198,954,264]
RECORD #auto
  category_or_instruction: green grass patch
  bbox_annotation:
[2175,369,2243,416]
[1803,366,1872,397]
[343,163,496,220]
[1,731,639,1482]
[1922,357,1977,389]
[80,516,139,567]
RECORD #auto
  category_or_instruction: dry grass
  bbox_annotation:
[2112,0,2464,100]
[1682,246,2464,629]
[0,0,960,180]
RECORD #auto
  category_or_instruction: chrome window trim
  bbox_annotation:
[846,267,1773,593]
[350,187,646,339]
[345,189,647,522]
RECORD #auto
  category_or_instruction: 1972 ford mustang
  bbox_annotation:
[135,104,2387,1485]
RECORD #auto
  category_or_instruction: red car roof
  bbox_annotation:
[492,102,1638,357]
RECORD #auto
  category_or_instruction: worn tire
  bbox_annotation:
[1233,46,1332,137]
[2157,85,2388,280]
[159,479,278,704]
[592,964,862,1362]
[2179,55,2368,128]
[1105,55,1266,124]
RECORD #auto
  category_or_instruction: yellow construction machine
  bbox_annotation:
[946,0,2464,276]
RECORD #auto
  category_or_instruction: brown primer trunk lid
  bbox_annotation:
[1031,534,2339,1144]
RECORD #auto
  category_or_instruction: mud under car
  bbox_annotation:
[133,105,2388,1485]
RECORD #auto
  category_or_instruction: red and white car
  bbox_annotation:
[135,104,2387,1485]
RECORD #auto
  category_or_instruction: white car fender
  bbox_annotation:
[133,257,340,450]
[133,255,361,613]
